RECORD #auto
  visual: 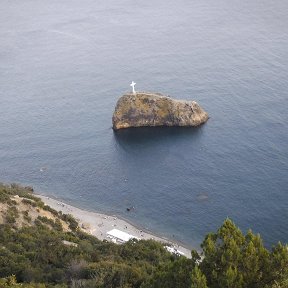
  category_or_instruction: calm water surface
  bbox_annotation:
[0,0,287,248]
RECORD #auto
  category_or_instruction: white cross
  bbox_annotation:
[130,81,136,94]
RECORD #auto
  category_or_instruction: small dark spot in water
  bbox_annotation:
[126,206,135,212]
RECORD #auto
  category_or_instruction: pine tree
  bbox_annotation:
[191,266,208,288]
[200,218,272,288]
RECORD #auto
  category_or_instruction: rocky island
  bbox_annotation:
[112,92,209,130]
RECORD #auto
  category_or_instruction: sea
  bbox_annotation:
[0,0,287,249]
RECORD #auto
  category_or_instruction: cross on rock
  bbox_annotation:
[130,81,136,94]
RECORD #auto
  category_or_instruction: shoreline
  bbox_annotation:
[36,193,193,258]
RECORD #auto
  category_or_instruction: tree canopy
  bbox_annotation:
[0,184,287,287]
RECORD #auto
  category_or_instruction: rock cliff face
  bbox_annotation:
[112,92,209,130]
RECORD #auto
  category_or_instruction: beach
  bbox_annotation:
[37,194,192,258]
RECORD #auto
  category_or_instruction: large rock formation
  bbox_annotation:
[112,92,208,130]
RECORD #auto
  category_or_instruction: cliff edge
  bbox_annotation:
[112,92,209,130]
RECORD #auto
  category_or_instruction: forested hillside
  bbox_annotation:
[0,184,287,288]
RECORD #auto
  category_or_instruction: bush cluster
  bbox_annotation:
[0,184,287,288]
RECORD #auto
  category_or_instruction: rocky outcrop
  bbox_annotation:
[112,92,208,130]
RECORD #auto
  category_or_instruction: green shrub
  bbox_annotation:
[5,207,19,225]
[21,199,37,207]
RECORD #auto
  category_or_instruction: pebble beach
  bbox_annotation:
[37,194,192,258]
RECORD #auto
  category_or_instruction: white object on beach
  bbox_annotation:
[107,228,139,243]
[130,81,136,94]
[165,246,185,256]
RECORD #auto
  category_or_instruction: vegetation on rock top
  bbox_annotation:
[112,93,209,130]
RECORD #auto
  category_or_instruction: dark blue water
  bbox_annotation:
[0,0,287,248]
